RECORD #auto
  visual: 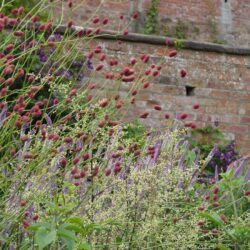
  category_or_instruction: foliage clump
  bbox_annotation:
[0,1,249,249]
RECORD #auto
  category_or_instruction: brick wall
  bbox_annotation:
[53,1,250,153]
[61,0,250,47]
[58,28,249,153]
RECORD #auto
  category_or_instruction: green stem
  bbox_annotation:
[229,186,238,219]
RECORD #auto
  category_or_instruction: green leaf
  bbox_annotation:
[85,223,103,232]
[115,236,122,245]
[35,227,57,250]
[67,216,84,226]
[62,238,75,250]
[199,212,223,226]
[20,237,31,249]
[58,204,74,213]
[185,151,196,164]
[65,224,85,234]
[220,168,234,180]
[0,234,6,241]
[28,222,51,231]
[105,219,121,227]
[58,228,77,241]
[79,241,92,250]
[58,223,73,229]
[217,244,230,250]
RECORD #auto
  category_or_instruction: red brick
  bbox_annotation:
[53,1,250,153]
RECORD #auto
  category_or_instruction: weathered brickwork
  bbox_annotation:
[67,33,250,153]
[62,0,250,46]
[55,1,250,152]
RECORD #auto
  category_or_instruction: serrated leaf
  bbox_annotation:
[35,227,56,250]
[199,212,223,226]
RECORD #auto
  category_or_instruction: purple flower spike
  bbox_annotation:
[63,186,69,194]
[21,122,30,134]
[45,113,53,126]
[153,140,162,162]
[233,159,246,177]
[177,178,183,188]
[244,165,250,182]
[214,165,219,182]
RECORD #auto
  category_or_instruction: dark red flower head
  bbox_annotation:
[102,18,109,25]
[180,69,187,78]
[140,112,149,119]
[179,112,188,120]
[168,49,177,57]
[193,102,200,109]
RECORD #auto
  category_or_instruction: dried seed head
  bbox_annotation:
[20,135,29,142]
[20,200,27,206]
[67,19,74,28]
[198,205,205,211]
[220,214,228,224]
[197,220,205,226]
[98,119,106,128]
[23,152,34,159]
[92,165,99,176]
[212,202,220,207]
